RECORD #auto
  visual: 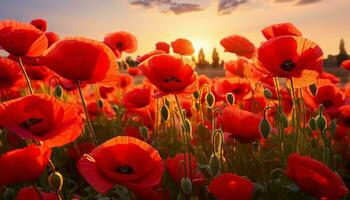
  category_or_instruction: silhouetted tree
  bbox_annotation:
[336,38,349,66]
[197,48,208,68]
[211,48,220,68]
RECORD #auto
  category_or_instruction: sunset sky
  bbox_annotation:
[1,0,349,61]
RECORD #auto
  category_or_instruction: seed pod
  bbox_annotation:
[139,125,149,140]
[309,117,317,131]
[192,91,200,99]
[205,92,215,108]
[209,154,221,176]
[263,88,273,99]
[48,171,63,192]
[226,92,235,105]
[309,83,318,96]
[280,112,289,128]
[181,177,192,195]
[316,115,327,131]
[97,99,103,109]
[161,105,170,122]
[54,85,63,98]
[259,118,271,139]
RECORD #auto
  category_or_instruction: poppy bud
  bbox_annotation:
[309,117,317,131]
[161,105,170,122]
[226,92,235,105]
[309,83,318,96]
[192,91,200,99]
[54,85,63,98]
[139,125,149,140]
[259,118,271,139]
[263,88,273,99]
[48,171,63,192]
[329,119,337,138]
[184,118,192,133]
[205,92,215,108]
[195,102,200,110]
[316,115,327,131]
[209,154,221,176]
[181,177,192,194]
[112,105,119,113]
[279,112,289,128]
[97,99,103,109]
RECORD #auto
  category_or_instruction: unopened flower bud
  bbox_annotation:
[161,105,170,122]
[259,118,271,139]
[181,177,192,194]
[263,88,273,99]
[205,92,215,108]
[226,92,235,105]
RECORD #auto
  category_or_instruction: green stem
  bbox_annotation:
[18,57,34,95]
[76,81,98,146]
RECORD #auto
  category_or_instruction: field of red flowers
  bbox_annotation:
[0,19,349,200]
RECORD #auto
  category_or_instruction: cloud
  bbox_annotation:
[129,0,203,14]
[217,0,248,15]
[296,0,321,5]
[168,3,203,15]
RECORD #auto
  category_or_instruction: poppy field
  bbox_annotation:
[0,19,350,200]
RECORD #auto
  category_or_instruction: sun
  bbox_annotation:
[191,38,210,55]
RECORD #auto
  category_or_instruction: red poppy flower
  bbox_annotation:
[30,18,47,32]
[128,185,166,200]
[166,153,205,184]
[50,76,86,91]
[0,144,51,185]
[224,58,250,78]
[104,31,137,58]
[341,59,350,70]
[137,50,166,63]
[125,107,155,129]
[218,106,263,143]
[208,173,254,200]
[0,20,48,57]
[197,74,211,87]
[138,54,196,97]
[171,38,194,56]
[99,86,115,99]
[77,136,164,193]
[155,41,170,53]
[45,32,60,47]
[257,36,323,88]
[213,77,251,102]
[0,56,23,89]
[286,153,348,199]
[25,65,52,80]
[0,94,83,147]
[39,37,118,87]
[305,84,344,117]
[220,34,256,59]
[127,67,143,76]
[117,74,133,89]
[122,85,152,109]
[16,186,58,200]
[336,105,350,140]
[319,72,340,84]
[262,23,302,40]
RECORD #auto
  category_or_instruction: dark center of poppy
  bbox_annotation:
[280,59,296,71]
[20,118,43,130]
[233,88,241,94]
[344,118,350,127]
[116,165,135,174]
[116,42,124,50]
[323,100,333,108]
[164,77,182,83]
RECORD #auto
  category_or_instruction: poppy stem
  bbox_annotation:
[76,81,98,146]
[32,183,44,200]
[18,57,34,95]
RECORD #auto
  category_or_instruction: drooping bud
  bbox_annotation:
[161,105,170,122]
[139,125,149,140]
[48,171,63,192]
[279,112,289,128]
[97,99,103,109]
[226,92,235,105]
[308,83,318,96]
[263,88,273,99]
[205,92,215,108]
[209,154,221,176]
[308,117,317,131]
[181,177,192,195]
[259,118,271,139]
[316,115,327,131]
[192,90,200,99]
[54,85,63,98]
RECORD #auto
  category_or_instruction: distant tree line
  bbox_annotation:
[194,48,224,69]
[337,38,349,65]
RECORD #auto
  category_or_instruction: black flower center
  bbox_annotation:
[116,42,124,50]
[20,118,43,130]
[116,165,135,175]
[323,100,333,108]
[233,88,241,94]
[164,77,182,83]
[280,59,296,71]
